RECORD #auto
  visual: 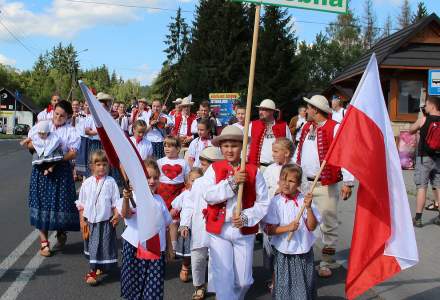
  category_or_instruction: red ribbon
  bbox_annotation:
[283,192,300,207]
[47,104,53,113]
[135,136,143,144]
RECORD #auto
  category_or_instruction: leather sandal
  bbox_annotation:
[179,266,190,282]
[40,240,51,257]
[85,271,98,286]
[192,286,206,300]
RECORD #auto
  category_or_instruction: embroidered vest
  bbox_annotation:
[172,113,196,137]
[204,160,259,235]
[296,120,342,186]
[248,119,287,166]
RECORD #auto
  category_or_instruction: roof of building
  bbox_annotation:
[332,13,440,84]
[0,88,41,114]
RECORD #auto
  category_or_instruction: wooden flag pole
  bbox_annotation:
[287,160,328,241]
[236,4,261,215]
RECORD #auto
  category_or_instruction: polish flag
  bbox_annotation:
[79,81,163,259]
[325,54,418,299]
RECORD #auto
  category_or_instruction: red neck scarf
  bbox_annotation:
[283,192,300,207]
[47,104,53,113]
[95,175,104,183]
[135,136,143,144]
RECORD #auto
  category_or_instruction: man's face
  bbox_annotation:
[72,101,80,113]
[181,105,190,115]
[331,99,341,110]
[298,108,306,118]
[306,104,317,121]
[199,106,209,118]
[259,108,274,122]
[236,108,245,124]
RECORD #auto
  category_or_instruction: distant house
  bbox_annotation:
[0,88,40,133]
[324,13,440,135]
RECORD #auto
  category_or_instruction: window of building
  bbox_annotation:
[398,80,423,114]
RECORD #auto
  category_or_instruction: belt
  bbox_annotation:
[260,162,271,167]
[307,177,321,182]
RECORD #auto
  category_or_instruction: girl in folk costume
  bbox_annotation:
[261,137,295,292]
[130,120,153,161]
[180,146,223,300]
[75,150,119,286]
[263,164,321,300]
[117,159,174,300]
[172,168,204,282]
[116,103,130,135]
[37,94,60,122]
[146,99,173,159]
[25,100,81,256]
[202,125,270,300]
[171,96,197,147]
[157,136,191,252]
[75,101,91,178]
[187,118,213,168]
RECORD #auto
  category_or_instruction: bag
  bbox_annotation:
[425,121,440,153]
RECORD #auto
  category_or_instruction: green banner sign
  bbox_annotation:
[233,0,348,14]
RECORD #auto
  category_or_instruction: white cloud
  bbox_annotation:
[132,63,159,85]
[0,0,188,40]
[0,53,16,66]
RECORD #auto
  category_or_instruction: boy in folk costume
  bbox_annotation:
[202,125,270,300]
[171,96,197,148]
[180,146,223,299]
[293,95,354,278]
[248,99,292,169]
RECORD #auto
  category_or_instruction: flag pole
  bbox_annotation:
[236,4,261,215]
[287,160,327,241]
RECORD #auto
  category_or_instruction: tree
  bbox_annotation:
[382,14,393,38]
[398,0,412,29]
[362,0,379,49]
[326,6,361,50]
[412,1,428,24]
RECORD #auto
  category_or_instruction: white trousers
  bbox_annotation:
[209,223,255,300]
[191,247,208,287]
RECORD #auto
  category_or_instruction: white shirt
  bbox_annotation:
[203,164,270,227]
[263,193,321,255]
[249,121,293,165]
[187,137,212,167]
[116,194,172,251]
[135,110,151,123]
[28,121,80,154]
[84,115,100,141]
[233,122,244,132]
[180,177,210,250]
[117,116,129,132]
[171,189,189,211]
[75,115,88,137]
[31,132,62,157]
[130,136,153,160]
[75,176,119,223]
[332,108,346,123]
[37,109,53,122]
[293,121,354,182]
[146,113,172,143]
[157,157,190,185]
[263,163,283,200]
[295,116,307,142]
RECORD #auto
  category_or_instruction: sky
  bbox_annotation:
[0,0,439,86]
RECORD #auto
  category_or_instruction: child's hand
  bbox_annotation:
[304,192,313,208]
[110,213,119,227]
[232,213,244,228]
[122,188,132,200]
[170,208,180,218]
[233,169,247,185]
[180,227,189,238]
[288,220,300,232]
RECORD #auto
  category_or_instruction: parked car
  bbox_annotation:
[14,124,30,135]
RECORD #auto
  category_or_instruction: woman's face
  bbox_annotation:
[52,106,68,126]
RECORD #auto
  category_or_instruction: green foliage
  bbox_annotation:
[412,1,429,24]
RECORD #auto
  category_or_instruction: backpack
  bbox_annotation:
[425,121,440,153]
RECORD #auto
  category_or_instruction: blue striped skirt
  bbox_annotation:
[75,136,88,176]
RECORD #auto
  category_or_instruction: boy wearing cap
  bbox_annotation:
[248,99,292,169]
[293,95,354,278]
[202,126,269,300]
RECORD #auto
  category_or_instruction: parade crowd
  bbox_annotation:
[19,90,440,300]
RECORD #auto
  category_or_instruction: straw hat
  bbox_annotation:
[138,98,149,103]
[256,99,279,111]
[212,125,244,147]
[37,120,50,134]
[173,98,182,104]
[303,95,332,114]
[199,146,224,162]
[180,95,194,107]
[96,92,113,102]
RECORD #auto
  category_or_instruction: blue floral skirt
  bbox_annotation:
[121,240,165,300]
[28,161,79,231]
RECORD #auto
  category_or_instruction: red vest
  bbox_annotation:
[204,160,259,235]
[248,119,287,166]
[296,120,342,186]
[172,113,196,137]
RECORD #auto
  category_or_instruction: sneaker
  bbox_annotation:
[413,218,423,228]
[433,216,440,226]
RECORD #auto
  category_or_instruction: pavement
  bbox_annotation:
[0,140,439,300]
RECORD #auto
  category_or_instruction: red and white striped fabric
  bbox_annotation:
[79,81,163,259]
[325,54,418,299]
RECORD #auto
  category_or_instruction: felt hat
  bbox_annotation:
[96,92,113,102]
[256,99,279,111]
[199,146,224,162]
[180,95,194,106]
[173,98,182,104]
[138,98,149,103]
[303,95,332,114]
[212,125,244,147]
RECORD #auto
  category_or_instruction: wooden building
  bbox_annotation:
[324,13,440,135]
[0,88,40,133]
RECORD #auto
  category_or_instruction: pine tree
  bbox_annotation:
[362,0,379,49]
[326,7,361,50]
[412,1,428,24]
[382,14,393,38]
[398,0,412,29]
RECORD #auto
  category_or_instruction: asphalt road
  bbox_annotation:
[1,140,438,300]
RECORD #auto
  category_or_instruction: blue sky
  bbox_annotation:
[0,0,439,85]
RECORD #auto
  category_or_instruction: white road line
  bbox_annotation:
[0,233,56,300]
[0,230,39,280]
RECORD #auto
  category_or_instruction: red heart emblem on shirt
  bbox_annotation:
[162,164,182,180]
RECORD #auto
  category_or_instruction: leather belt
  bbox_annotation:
[307,177,321,182]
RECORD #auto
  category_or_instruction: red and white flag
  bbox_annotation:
[79,81,163,259]
[325,54,418,299]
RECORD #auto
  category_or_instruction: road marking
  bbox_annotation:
[0,233,56,300]
[0,230,39,280]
